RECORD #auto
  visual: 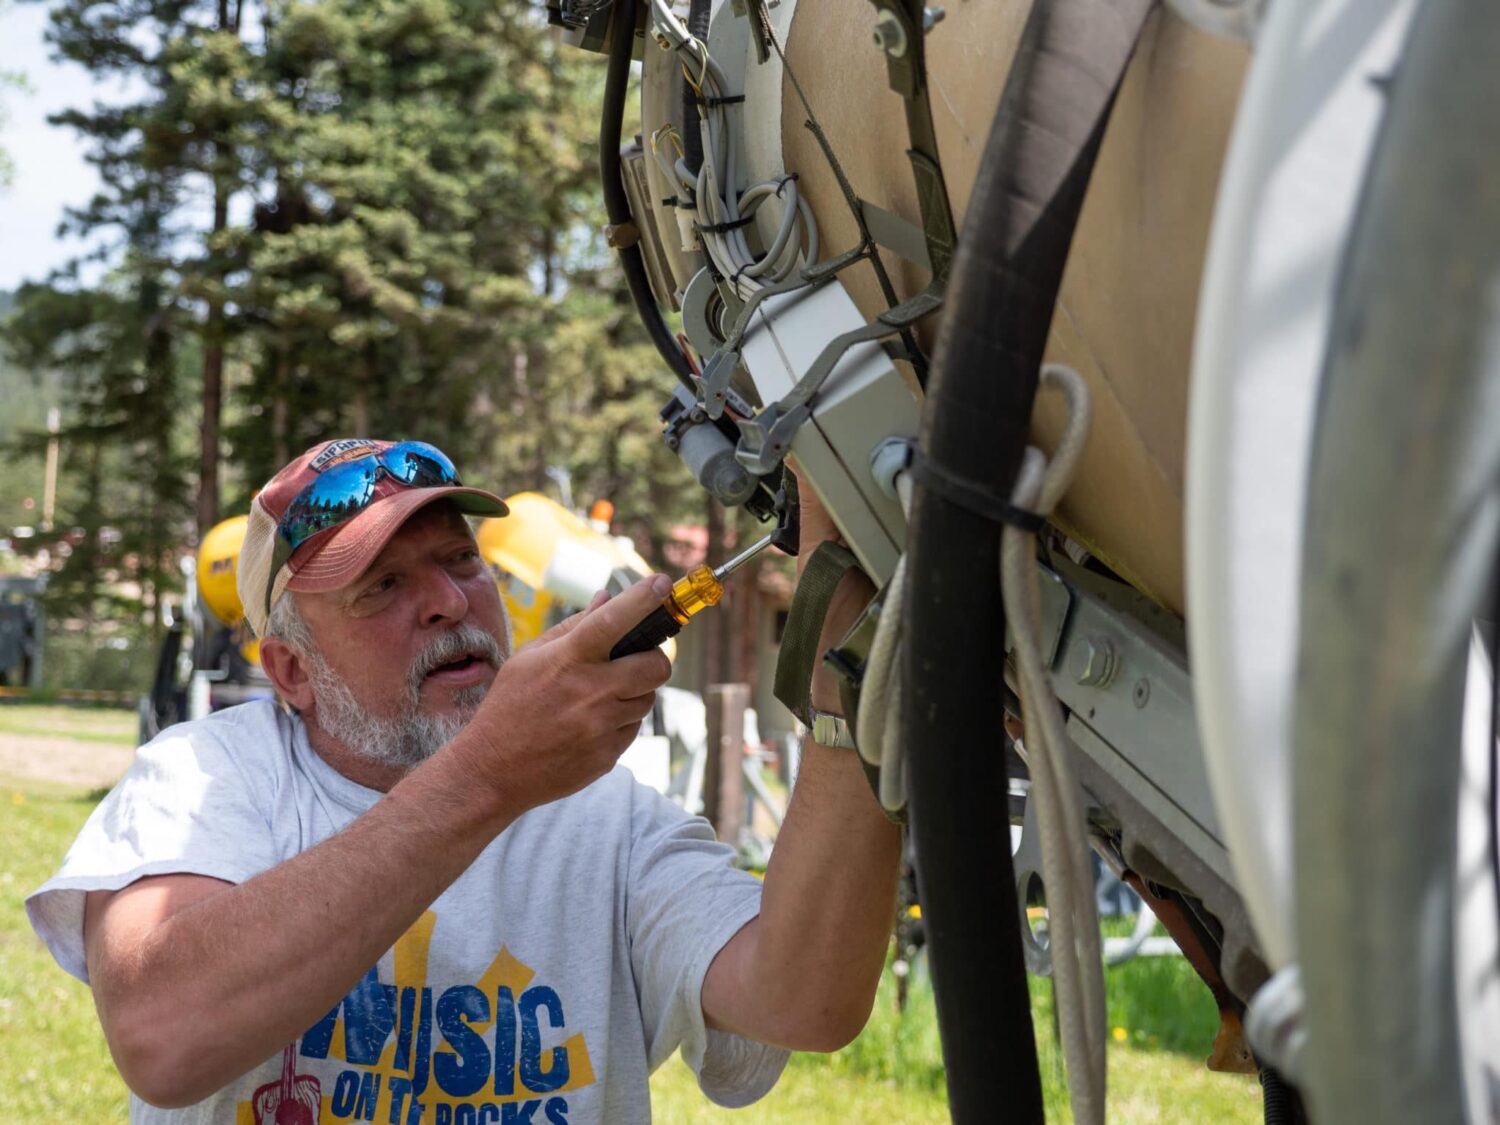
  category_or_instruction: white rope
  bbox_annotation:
[1002,364,1105,1125]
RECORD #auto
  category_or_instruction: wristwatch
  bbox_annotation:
[809,708,856,750]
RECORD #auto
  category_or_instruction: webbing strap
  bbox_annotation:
[773,541,859,726]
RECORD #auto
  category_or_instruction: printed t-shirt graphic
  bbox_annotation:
[238,911,594,1125]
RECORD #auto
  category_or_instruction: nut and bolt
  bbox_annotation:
[923,6,946,31]
[1071,636,1117,687]
[872,10,908,56]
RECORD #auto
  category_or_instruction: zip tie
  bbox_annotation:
[774,172,800,198]
[908,447,1045,533]
[696,215,755,235]
[694,93,747,108]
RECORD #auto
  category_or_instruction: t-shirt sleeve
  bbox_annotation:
[25,725,280,985]
[624,781,789,1108]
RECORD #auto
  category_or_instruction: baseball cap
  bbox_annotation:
[237,439,509,638]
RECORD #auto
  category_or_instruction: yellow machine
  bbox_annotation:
[195,515,260,666]
[476,491,658,649]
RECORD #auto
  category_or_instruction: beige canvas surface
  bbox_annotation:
[782,4,1249,615]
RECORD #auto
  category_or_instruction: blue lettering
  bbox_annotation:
[354,1072,381,1121]
[412,988,434,1095]
[396,987,417,1073]
[304,968,397,1064]
[501,1101,541,1124]
[332,1070,361,1118]
[455,1106,477,1125]
[433,1106,450,1125]
[478,1107,500,1125]
[435,985,492,1098]
[518,987,569,1094]
[406,1097,425,1125]
[389,1078,412,1125]
[544,1098,568,1125]
[493,986,517,1096]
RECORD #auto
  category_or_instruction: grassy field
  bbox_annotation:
[1,757,1263,1122]
[0,703,138,746]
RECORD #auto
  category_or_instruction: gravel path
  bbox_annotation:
[0,730,137,790]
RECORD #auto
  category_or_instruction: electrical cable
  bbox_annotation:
[1000,364,1104,1125]
[600,0,695,393]
[647,0,819,302]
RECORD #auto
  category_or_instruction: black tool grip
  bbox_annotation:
[609,604,684,660]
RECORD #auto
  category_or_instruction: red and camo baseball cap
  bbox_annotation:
[237,439,508,637]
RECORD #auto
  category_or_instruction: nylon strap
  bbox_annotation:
[774,541,859,727]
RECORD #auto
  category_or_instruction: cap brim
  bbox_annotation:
[285,485,508,594]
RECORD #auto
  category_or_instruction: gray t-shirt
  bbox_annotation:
[27,700,786,1123]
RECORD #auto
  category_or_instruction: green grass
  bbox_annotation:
[0,704,137,746]
[2,775,1263,1123]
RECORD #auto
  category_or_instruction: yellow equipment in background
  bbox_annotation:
[477,491,662,651]
[196,515,260,666]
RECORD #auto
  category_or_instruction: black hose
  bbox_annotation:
[901,1,1151,1120]
[600,0,696,393]
[681,0,711,177]
[1259,1067,1308,1125]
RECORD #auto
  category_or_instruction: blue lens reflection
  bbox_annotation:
[381,441,458,487]
[280,460,379,549]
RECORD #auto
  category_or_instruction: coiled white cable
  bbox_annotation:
[648,0,818,301]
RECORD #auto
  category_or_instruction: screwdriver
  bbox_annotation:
[610,532,779,659]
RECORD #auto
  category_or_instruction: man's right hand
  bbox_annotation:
[452,575,674,810]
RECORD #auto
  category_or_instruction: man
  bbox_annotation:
[27,438,899,1123]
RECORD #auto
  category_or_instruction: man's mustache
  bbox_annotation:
[406,624,505,697]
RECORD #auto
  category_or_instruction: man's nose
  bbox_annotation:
[418,565,470,625]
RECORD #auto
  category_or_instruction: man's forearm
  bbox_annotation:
[705,739,902,1051]
[88,739,517,1107]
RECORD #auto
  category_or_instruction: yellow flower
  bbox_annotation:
[1111,1027,1127,1042]
[10,792,23,806]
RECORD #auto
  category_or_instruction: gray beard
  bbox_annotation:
[305,622,503,770]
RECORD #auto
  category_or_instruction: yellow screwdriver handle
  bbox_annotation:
[667,565,725,622]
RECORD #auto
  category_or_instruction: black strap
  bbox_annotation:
[694,93,746,108]
[909,447,1045,533]
[697,215,755,235]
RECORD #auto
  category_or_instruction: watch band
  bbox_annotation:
[810,708,856,750]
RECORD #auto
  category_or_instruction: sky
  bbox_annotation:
[0,2,109,291]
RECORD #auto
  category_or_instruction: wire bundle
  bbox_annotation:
[647,0,819,301]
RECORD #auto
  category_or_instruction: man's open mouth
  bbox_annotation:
[426,654,487,677]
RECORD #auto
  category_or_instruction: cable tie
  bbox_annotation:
[908,448,1045,533]
[694,93,747,108]
[696,215,755,235]
[661,196,679,207]
[774,172,800,198]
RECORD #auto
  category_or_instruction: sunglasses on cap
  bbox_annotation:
[278,441,461,551]
[264,441,462,618]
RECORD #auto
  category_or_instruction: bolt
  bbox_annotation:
[689,406,707,424]
[922,6,945,32]
[1133,678,1150,708]
[1071,636,1116,687]
[872,10,908,57]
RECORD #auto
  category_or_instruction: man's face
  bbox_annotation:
[292,502,511,768]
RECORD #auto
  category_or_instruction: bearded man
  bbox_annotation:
[27,439,898,1123]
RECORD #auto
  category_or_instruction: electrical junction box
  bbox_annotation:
[737,279,918,586]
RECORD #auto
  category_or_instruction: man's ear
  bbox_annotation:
[260,635,316,713]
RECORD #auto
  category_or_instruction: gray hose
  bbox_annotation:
[1291,1,1500,1121]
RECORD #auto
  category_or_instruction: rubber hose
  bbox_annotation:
[681,0,711,176]
[600,0,696,393]
[901,1,1150,1120]
[1291,1,1500,1122]
[1258,1068,1306,1125]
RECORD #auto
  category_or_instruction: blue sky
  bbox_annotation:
[0,2,107,290]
